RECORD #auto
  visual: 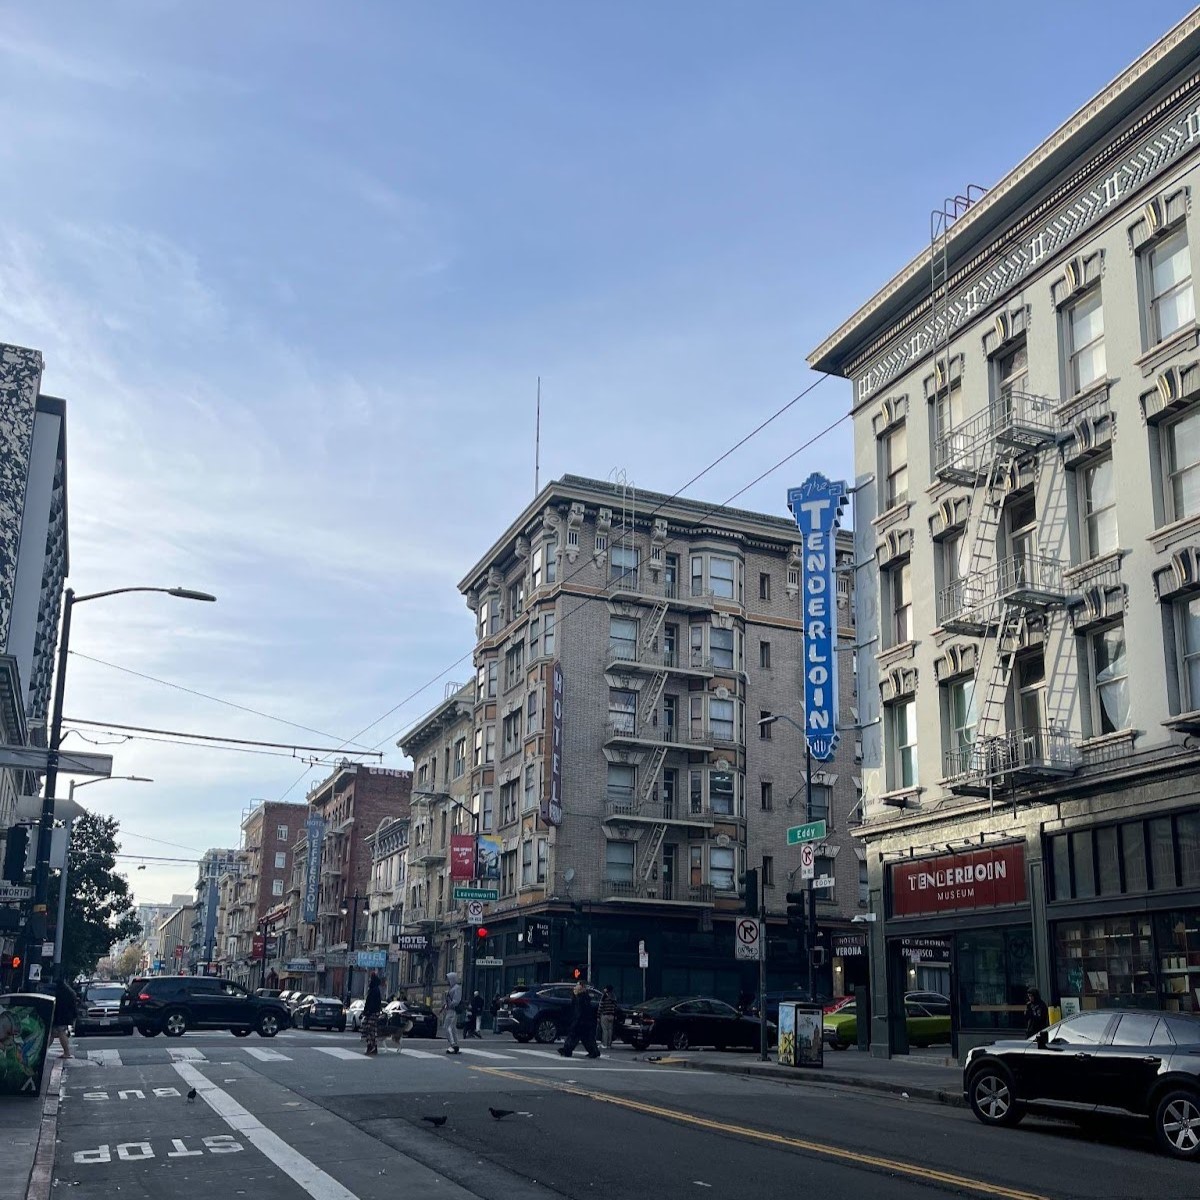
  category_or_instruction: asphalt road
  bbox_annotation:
[48,1028,1196,1200]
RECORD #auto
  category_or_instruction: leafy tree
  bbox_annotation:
[113,943,145,980]
[57,812,141,980]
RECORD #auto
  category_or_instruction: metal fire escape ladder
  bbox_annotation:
[638,821,668,885]
[639,601,668,656]
[977,605,1027,743]
[641,671,669,728]
[963,452,1014,621]
[637,744,668,807]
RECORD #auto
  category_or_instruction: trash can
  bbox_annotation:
[0,991,56,1097]
[777,1001,824,1068]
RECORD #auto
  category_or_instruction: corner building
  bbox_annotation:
[810,15,1200,1059]
[457,474,862,1004]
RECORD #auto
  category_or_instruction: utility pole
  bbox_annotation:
[758,861,768,1062]
[806,743,819,1005]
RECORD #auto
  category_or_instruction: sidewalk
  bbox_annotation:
[667,1046,965,1107]
[0,1056,64,1200]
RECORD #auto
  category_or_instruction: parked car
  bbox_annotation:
[750,992,849,1023]
[294,996,347,1031]
[381,1000,439,1039]
[120,975,292,1038]
[965,1009,1200,1160]
[495,983,619,1044]
[255,987,282,999]
[824,995,951,1050]
[75,981,135,1037]
[347,999,366,1031]
[620,996,774,1051]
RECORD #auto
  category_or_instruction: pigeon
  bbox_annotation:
[186,1088,197,1103]
[489,1107,515,1120]
[421,1115,447,1127]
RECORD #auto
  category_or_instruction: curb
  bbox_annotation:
[25,1060,64,1200]
[670,1056,966,1108]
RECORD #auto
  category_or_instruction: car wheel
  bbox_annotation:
[968,1065,1024,1127]
[232,1028,252,1038]
[670,1031,690,1051]
[514,1033,532,1043]
[534,1018,559,1044]
[138,1025,160,1038]
[1154,1088,1200,1160]
[163,1010,188,1038]
[258,1013,281,1038]
[630,1038,646,1051]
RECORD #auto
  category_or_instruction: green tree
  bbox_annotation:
[57,812,141,980]
[113,943,145,980]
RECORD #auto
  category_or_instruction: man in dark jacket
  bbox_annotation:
[558,981,600,1059]
[1024,987,1049,1038]
[467,989,485,1038]
[52,977,78,1059]
[363,973,383,1056]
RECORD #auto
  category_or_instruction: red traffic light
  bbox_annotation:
[11,954,21,970]
[572,967,582,979]
[476,927,488,938]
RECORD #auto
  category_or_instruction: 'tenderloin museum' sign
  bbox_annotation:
[890,844,1027,917]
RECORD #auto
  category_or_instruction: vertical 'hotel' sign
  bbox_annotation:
[541,660,563,826]
[788,474,848,762]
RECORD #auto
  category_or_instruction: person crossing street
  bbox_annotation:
[362,972,383,1055]
[598,984,617,1051]
[558,980,600,1059]
[441,971,462,1053]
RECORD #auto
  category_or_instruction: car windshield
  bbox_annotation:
[86,985,124,1002]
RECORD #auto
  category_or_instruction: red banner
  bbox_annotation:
[450,833,477,881]
[890,844,1026,917]
[251,934,280,960]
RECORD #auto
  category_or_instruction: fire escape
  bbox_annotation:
[928,193,1081,798]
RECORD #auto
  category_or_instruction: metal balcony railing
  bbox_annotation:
[938,554,1073,629]
[604,796,716,823]
[606,643,716,673]
[934,390,1057,481]
[604,879,715,903]
[943,724,1081,792]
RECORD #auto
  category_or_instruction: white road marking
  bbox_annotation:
[398,1047,441,1059]
[457,1047,517,1060]
[86,1049,122,1067]
[507,1048,565,1059]
[312,1046,365,1061]
[241,1047,292,1062]
[167,1048,206,1062]
[173,1063,356,1200]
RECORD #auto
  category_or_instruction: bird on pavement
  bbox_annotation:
[186,1088,197,1103]
[488,1107,515,1120]
[421,1115,447,1127]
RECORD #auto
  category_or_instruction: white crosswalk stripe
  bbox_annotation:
[86,1049,122,1067]
[167,1047,206,1061]
[312,1046,365,1060]
[458,1047,518,1060]
[508,1048,565,1059]
[397,1046,441,1059]
[241,1047,292,1062]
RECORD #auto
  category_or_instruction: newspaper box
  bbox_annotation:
[777,1000,824,1068]
[0,991,56,1097]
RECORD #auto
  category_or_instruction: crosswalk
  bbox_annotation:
[85,1043,600,1068]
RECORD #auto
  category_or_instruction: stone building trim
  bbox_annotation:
[932,642,979,683]
[1153,545,1200,600]
[980,304,1032,358]
[1126,185,1191,253]
[1051,250,1106,307]
[1068,580,1129,631]
[921,354,965,400]
[928,494,972,541]
[876,526,913,567]
[1139,359,1200,422]
[879,664,918,703]
[1059,385,1114,466]
[870,393,909,437]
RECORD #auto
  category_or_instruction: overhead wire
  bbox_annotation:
[62,716,382,757]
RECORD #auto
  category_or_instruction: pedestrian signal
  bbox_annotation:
[476,927,489,939]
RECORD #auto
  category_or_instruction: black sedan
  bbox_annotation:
[495,983,617,1044]
[294,996,347,1031]
[620,996,773,1051]
[381,1000,439,1039]
[964,1008,1200,1160]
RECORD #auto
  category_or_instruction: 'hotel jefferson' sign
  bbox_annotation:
[890,844,1026,918]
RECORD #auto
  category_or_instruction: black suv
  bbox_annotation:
[121,976,292,1038]
[496,983,619,1044]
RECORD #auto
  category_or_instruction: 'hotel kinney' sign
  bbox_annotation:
[890,844,1026,917]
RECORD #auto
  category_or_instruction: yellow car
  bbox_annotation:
[823,995,951,1050]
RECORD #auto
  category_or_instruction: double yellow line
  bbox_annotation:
[473,1067,1048,1200]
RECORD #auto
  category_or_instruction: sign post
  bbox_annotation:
[637,940,648,1002]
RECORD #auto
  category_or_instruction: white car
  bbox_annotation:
[347,999,366,1031]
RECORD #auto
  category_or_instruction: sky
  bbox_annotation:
[1,0,1195,909]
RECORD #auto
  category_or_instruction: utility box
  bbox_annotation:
[777,1001,824,1068]
[0,991,55,1097]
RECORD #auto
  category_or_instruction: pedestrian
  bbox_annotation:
[558,980,600,1059]
[468,989,485,1038]
[52,976,78,1059]
[441,971,462,1054]
[362,972,383,1056]
[1024,986,1049,1038]
[598,984,617,1050]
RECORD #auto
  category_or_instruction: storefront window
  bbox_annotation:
[1179,813,1200,888]
[1054,915,1156,1011]
[956,927,1034,1032]
[1095,826,1120,896]
[1122,823,1147,892]
[1150,817,1177,890]
[1071,832,1096,899]
[1154,910,1200,1014]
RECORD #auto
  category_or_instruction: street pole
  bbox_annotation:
[346,894,359,1002]
[52,817,73,975]
[807,743,818,1005]
[758,861,767,1062]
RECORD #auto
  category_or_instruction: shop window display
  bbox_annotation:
[956,926,1034,1032]
[1154,911,1200,1014]
[1054,916,1156,1011]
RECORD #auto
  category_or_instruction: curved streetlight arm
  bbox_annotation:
[73,585,217,604]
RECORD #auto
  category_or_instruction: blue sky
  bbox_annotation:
[1,0,1194,907]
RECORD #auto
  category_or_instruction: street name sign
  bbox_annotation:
[813,875,836,890]
[735,918,763,961]
[0,745,113,776]
[475,956,503,968]
[453,886,498,901]
[0,884,32,901]
[787,820,827,846]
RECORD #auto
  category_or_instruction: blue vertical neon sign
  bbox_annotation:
[788,474,848,762]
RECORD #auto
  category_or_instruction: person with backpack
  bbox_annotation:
[440,970,462,1054]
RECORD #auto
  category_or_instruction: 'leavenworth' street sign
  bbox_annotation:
[453,886,499,901]
[0,884,33,901]
[475,956,503,968]
[786,820,827,846]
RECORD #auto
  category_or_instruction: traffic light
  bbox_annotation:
[3,825,29,882]
[785,891,806,930]
[476,926,489,939]
[742,868,759,917]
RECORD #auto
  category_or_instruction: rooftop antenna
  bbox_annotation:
[535,376,541,495]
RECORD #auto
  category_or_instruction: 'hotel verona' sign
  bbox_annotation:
[788,475,848,761]
[890,844,1027,918]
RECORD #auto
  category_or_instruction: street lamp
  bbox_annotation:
[26,584,215,987]
[53,775,153,973]
[340,895,370,1002]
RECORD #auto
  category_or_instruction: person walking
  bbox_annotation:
[598,984,617,1051]
[468,989,485,1038]
[52,976,78,1059]
[558,980,600,1059]
[362,973,383,1055]
[1024,986,1050,1038]
[441,971,462,1054]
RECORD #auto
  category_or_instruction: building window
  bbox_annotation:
[760,781,773,811]
[500,781,519,825]
[508,580,525,619]
[759,640,771,669]
[607,762,636,807]
[611,544,639,589]
[1067,287,1106,394]
[567,528,579,548]
[502,850,517,896]
[690,555,704,597]
[1146,225,1195,344]
[609,616,638,662]
[814,856,834,899]
[521,840,533,885]
[485,725,495,763]
[689,769,703,815]
[934,383,964,445]
[531,545,545,590]
[606,841,635,884]
[1080,455,1118,559]
[759,572,771,601]
[526,688,539,733]
[504,643,525,690]
[710,627,734,670]
[809,784,831,825]
[481,790,494,833]
[544,540,557,583]
[710,557,735,599]
[274,852,287,869]
[662,694,677,735]
[710,847,736,892]
[882,422,908,508]
[276,826,289,841]
[595,533,608,553]
[710,771,735,816]
[476,663,487,702]
[502,710,522,757]
[787,566,800,588]
[709,698,735,742]
[454,738,467,777]
[885,559,912,646]
[272,879,284,896]
[994,343,1028,411]
[478,598,492,640]
[1164,407,1200,523]
[537,837,548,883]
[1088,622,1129,735]
[543,614,556,657]
[888,699,918,789]
[762,856,774,888]
[474,728,483,767]
[1176,597,1200,712]
[759,710,773,739]
[858,858,869,905]
[609,688,637,735]
[523,763,538,812]
[528,617,540,658]
[946,677,978,771]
